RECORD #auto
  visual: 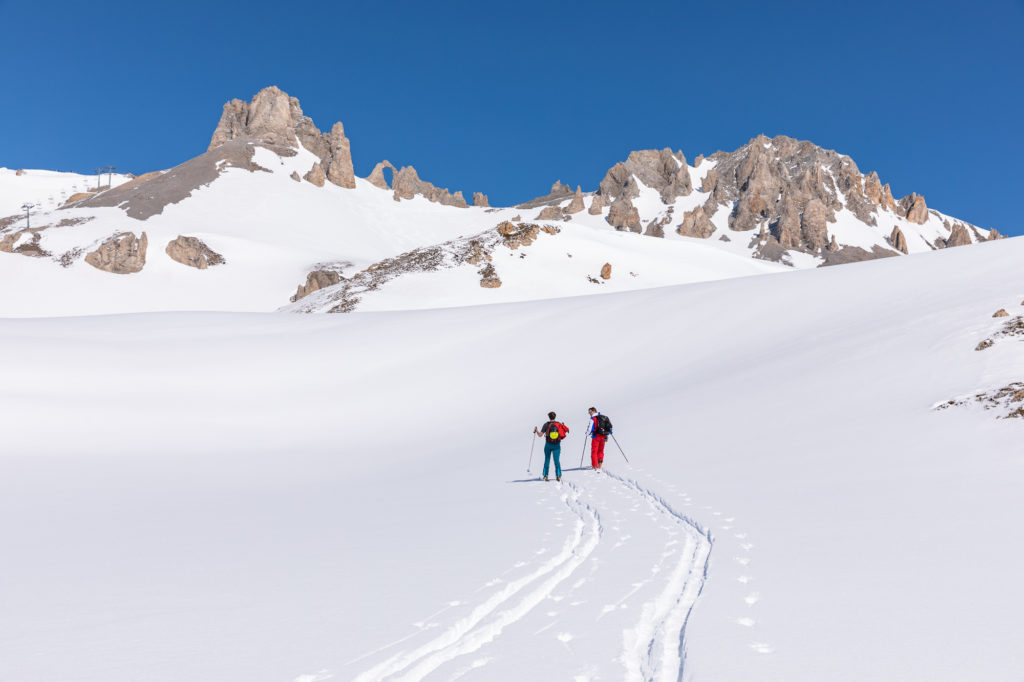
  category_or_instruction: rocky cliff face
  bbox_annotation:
[208,85,356,189]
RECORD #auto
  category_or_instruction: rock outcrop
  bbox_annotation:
[497,221,541,249]
[890,226,909,254]
[479,263,501,288]
[473,192,490,207]
[565,186,585,214]
[289,221,562,313]
[368,160,397,189]
[607,197,641,232]
[897,193,928,224]
[325,123,356,188]
[0,228,49,257]
[862,172,897,211]
[600,263,612,280]
[676,205,715,239]
[292,269,342,302]
[391,165,467,207]
[863,171,883,206]
[598,148,692,205]
[304,162,326,187]
[705,135,851,236]
[85,232,147,274]
[800,199,829,251]
[516,181,576,210]
[943,222,972,248]
[880,184,896,211]
[165,236,225,269]
[588,194,604,215]
[208,85,355,189]
[536,206,564,221]
[994,309,1009,318]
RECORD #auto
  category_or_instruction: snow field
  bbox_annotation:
[1,236,1022,680]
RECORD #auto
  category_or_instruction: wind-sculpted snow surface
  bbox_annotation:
[1,238,1023,680]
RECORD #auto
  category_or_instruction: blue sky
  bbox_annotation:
[2,0,1022,234]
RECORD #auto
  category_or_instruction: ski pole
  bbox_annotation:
[611,434,630,464]
[579,429,589,468]
[527,432,536,473]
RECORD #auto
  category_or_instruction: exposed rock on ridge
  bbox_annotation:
[287,221,560,313]
[391,166,467,207]
[565,186,585,214]
[598,148,692,205]
[516,181,576,209]
[292,270,342,302]
[368,160,397,189]
[896,193,928,225]
[208,85,356,189]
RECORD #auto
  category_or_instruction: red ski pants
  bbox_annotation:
[591,435,607,468]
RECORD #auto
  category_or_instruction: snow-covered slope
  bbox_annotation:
[0,166,131,216]
[2,236,1021,681]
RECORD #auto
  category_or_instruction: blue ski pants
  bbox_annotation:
[543,442,562,477]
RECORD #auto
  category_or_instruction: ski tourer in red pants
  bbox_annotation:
[588,407,612,469]
[590,433,606,468]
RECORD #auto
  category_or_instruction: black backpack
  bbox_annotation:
[594,414,612,436]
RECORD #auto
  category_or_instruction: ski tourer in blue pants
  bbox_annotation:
[534,412,568,482]
[543,442,562,479]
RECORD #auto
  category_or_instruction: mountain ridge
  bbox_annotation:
[0,85,1007,317]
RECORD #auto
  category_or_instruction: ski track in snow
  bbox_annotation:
[351,482,601,682]
[346,471,714,681]
[603,472,713,682]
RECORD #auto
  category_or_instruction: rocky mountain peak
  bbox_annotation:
[208,85,355,189]
[700,134,894,251]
